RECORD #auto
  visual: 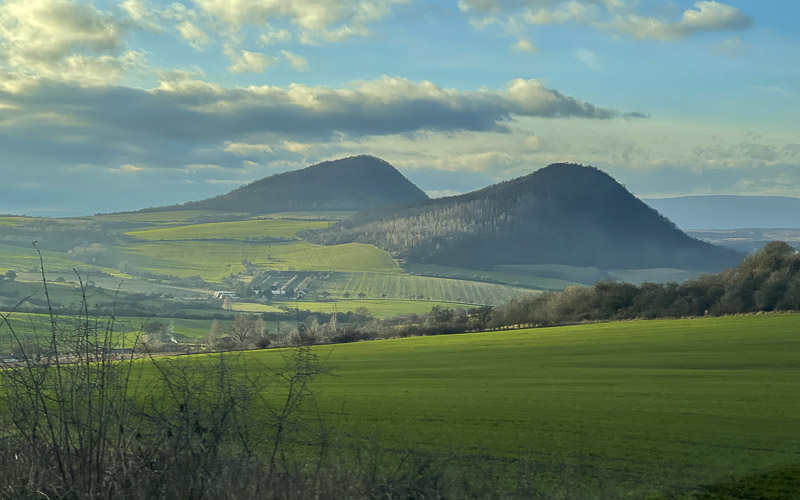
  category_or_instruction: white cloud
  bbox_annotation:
[522,1,592,25]
[461,0,753,44]
[606,1,753,40]
[712,36,745,56]
[177,21,210,50]
[575,48,600,70]
[110,164,145,173]
[258,28,291,45]
[512,39,537,52]
[0,0,151,86]
[681,1,752,32]
[0,0,124,63]
[282,140,312,153]
[225,142,275,154]
[280,49,308,70]
[227,49,272,73]
[191,0,407,43]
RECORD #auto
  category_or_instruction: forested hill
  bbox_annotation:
[304,163,742,270]
[146,155,429,213]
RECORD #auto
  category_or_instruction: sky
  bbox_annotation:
[0,0,797,215]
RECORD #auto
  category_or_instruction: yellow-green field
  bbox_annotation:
[278,298,475,317]
[120,240,402,280]
[126,218,331,241]
[0,243,119,275]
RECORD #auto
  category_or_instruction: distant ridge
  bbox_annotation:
[142,155,429,214]
[644,195,800,229]
[306,163,742,270]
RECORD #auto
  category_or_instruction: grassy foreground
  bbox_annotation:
[234,314,800,497]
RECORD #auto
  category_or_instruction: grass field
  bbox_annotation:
[232,314,800,497]
[126,218,331,241]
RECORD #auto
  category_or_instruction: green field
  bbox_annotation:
[120,240,402,280]
[233,314,800,497]
[408,262,709,289]
[279,298,475,318]
[0,243,120,275]
[126,218,331,241]
[317,271,532,305]
[0,312,228,348]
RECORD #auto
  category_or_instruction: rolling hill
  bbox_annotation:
[144,155,429,214]
[305,163,742,270]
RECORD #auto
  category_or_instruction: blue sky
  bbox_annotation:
[0,0,797,214]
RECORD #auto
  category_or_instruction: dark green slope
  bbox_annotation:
[147,155,428,213]
[305,163,742,270]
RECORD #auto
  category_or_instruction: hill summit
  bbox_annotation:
[161,155,428,213]
[305,163,742,270]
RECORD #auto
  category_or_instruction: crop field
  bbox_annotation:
[229,302,285,313]
[126,218,331,241]
[406,263,584,290]
[0,277,127,308]
[317,271,532,305]
[279,298,473,318]
[0,217,32,227]
[0,312,229,347]
[0,243,118,275]
[120,240,401,281]
[233,313,800,497]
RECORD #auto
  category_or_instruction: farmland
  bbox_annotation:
[119,240,402,280]
[126,218,331,241]
[314,271,530,304]
[2,301,799,497]
[0,312,229,350]
[236,313,800,497]
[278,298,475,318]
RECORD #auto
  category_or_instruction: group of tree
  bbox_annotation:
[488,241,800,328]
[206,315,271,350]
